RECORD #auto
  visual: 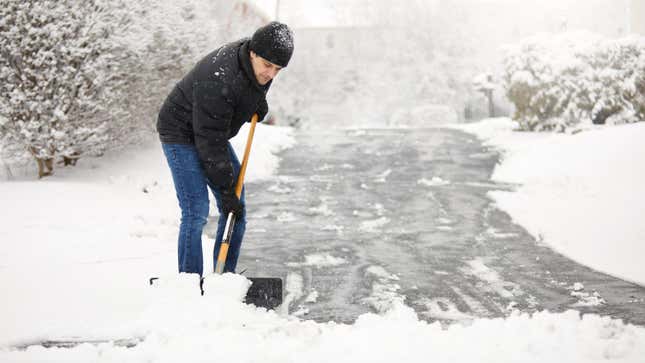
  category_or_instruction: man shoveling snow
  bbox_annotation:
[155,22,294,291]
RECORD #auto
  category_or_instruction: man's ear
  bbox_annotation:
[250,50,257,59]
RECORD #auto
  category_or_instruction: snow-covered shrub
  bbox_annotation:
[0,0,266,178]
[0,0,134,177]
[502,32,645,131]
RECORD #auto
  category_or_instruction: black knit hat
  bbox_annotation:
[250,22,294,67]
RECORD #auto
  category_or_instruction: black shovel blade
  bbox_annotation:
[246,277,282,310]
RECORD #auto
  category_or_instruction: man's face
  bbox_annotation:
[250,51,283,86]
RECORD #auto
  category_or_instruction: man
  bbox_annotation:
[156,22,294,279]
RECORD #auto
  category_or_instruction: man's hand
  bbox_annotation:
[219,188,244,216]
[254,98,268,122]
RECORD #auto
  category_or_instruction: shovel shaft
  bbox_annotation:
[214,113,259,274]
[234,115,258,198]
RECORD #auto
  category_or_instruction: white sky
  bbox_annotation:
[251,0,336,27]
[250,0,632,33]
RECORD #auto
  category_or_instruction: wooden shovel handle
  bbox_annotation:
[235,113,259,197]
[214,113,258,274]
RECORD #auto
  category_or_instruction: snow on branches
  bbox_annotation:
[0,0,265,178]
[0,0,133,177]
[502,32,645,132]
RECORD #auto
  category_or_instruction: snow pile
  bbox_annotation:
[3,289,645,362]
[453,118,645,286]
[0,123,293,345]
[502,32,645,131]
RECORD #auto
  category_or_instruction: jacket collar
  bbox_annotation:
[239,40,271,93]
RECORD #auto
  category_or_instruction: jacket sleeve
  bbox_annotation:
[192,81,236,190]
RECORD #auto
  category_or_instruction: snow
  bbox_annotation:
[418,176,451,187]
[286,253,348,268]
[1,119,645,361]
[462,258,522,300]
[358,216,390,233]
[452,118,645,287]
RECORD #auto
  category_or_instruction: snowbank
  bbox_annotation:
[0,123,293,345]
[2,274,645,362]
[452,118,645,287]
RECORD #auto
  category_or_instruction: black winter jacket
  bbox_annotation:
[157,39,270,190]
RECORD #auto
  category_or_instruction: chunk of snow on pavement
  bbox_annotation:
[277,212,297,222]
[268,183,292,194]
[571,290,607,307]
[321,224,344,234]
[287,254,348,268]
[485,227,519,239]
[572,282,585,291]
[418,177,451,186]
[305,290,319,304]
[366,266,401,281]
[309,202,334,216]
[462,258,523,299]
[359,217,390,232]
[362,266,404,313]
[375,168,392,183]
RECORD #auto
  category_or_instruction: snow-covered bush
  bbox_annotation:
[502,32,645,131]
[0,0,134,177]
[0,0,266,178]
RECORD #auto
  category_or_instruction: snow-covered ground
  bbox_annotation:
[452,118,645,287]
[1,121,645,362]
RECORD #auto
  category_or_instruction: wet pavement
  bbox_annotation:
[223,127,645,325]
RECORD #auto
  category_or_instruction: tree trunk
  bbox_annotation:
[36,157,54,178]
[61,152,81,166]
[29,146,54,178]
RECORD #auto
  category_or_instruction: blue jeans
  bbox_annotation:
[162,143,246,276]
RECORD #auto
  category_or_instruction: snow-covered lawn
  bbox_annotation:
[1,121,644,362]
[452,118,645,287]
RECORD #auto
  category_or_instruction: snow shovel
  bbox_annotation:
[214,113,283,310]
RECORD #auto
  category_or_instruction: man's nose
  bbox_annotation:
[267,68,279,79]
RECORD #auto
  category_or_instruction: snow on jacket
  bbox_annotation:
[156,38,270,190]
